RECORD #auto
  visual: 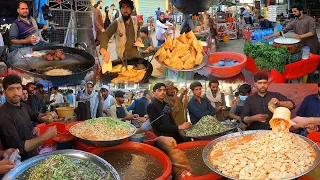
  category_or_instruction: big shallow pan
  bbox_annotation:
[2,149,121,180]
[68,121,137,147]
[202,130,320,180]
[180,121,239,140]
[155,53,208,72]
[100,57,153,84]
[6,46,96,86]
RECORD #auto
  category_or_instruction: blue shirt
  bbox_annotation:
[187,97,216,124]
[297,94,320,136]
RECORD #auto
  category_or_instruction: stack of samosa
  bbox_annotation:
[154,31,204,70]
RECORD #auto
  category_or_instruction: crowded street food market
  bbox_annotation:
[0,0,320,179]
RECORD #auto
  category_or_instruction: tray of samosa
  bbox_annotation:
[101,57,153,83]
[154,31,208,71]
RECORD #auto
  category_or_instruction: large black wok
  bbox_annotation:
[100,57,153,84]
[6,46,96,86]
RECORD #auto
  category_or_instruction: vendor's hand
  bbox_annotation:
[216,106,223,111]
[126,114,135,120]
[32,127,40,137]
[157,136,177,149]
[100,48,110,64]
[3,149,18,159]
[252,114,268,123]
[291,116,311,128]
[148,46,154,51]
[306,124,318,133]
[138,117,147,123]
[269,98,279,106]
[143,49,150,54]
[263,35,272,40]
[178,122,192,130]
[42,126,58,140]
[101,29,105,33]
[47,111,58,119]
[42,25,49,30]
[0,160,15,174]
[292,33,301,39]
[27,36,38,44]
[136,37,142,43]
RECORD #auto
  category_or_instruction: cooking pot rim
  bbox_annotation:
[274,37,301,44]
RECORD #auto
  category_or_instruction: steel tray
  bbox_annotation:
[180,121,239,140]
[69,120,137,147]
[2,149,121,180]
[202,130,320,180]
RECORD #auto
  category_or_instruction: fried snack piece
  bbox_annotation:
[155,47,167,62]
[177,33,187,44]
[190,46,197,57]
[195,52,203,65]
[170,39,177,51]
[183,55,196,69]
[196,40,204,53]
[164,58,173,67]
[186,31,196,39]
[111,64,123,73]
[111,69,146,83]
[171,56,183,70]
[163,36,173,49]
[166,49,172,58]
[180,52,192,64]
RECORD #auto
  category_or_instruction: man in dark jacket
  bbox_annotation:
[127,90,152,117]
[147,83,191,143]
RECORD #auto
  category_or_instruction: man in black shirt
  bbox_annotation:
[147,83,191,143]
[0,75,58,160]
[26,82,46,113]
[241,73,295,130]
[258,15,273,29]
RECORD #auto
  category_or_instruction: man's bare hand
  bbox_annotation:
[100,48,110,63]
[252,114,269,123]
[292,33,301,39]
[27,36,37,44]
[178,122,192,130]
[42,126,57,140]
[32,127,40,137]
[101,29,105,33]
[0,160,15,174]
[269,98,279,106]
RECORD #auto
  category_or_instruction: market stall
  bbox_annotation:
[244,40,320,83]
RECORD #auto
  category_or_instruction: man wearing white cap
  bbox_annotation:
[79,81,99,118]
[98,85,115,117]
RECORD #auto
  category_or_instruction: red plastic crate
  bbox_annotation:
[37,122,68,146]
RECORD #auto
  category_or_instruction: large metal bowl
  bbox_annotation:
[180,121,239,140]
[2,149,121,180]
[69,121,137,147]
[202,130,320,180]
[155,53,208,72]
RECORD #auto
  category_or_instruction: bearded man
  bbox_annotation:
[265,3,319,55]
[100,0,142,64]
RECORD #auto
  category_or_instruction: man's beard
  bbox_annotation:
[20,15,28,18]
[8,95,21,105]
[295,12,301,18]
[122,14,131,21]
